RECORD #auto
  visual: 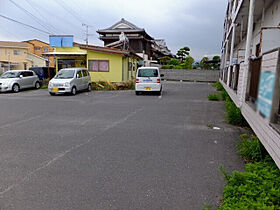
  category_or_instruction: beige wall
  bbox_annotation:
[25,40,55,67]
[0,47,30,70]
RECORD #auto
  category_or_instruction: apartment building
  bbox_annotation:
[0,41,46,72]
[24,39,55,67]
[220,0,280,168]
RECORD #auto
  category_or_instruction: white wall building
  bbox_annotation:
[220,0,280,168]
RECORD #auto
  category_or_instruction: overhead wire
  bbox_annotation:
[0,14,50,35]
[23,0,60,33]
[53,0,85,24]
[8,0,54,34]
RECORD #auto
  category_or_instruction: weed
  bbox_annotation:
[40,84,48,89]
[212,82,224,91]
[219,160,280,209]
[237,134,268,162]
[206,122,213,128]
[225,99,247,126]
[208,94,220,101]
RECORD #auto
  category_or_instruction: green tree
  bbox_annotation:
[176,47,190,62]
[168,58,180,66]
[184,56,194,69]
[212,56,221,70]
[200,57,211,70]
[159,56,171,65]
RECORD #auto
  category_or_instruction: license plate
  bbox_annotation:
[145,87,151,91]
[52,88,58,92]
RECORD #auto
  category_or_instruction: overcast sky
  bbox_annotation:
[0,0,227,60]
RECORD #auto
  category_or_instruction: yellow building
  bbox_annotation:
[24,39,55,67]
[44,43,141,82]
[0,41,46,72]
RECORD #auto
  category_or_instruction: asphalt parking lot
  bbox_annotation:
[0,81,243,209]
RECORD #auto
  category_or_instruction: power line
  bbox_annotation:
[0,14,50,35]
[24,0,60,33]
[54,0,85,24]
[8,0,54,34]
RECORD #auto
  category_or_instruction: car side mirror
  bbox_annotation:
[19,75,23,78]
[160,74,164,77]
[76,74,80,78]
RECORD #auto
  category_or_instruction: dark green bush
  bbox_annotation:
[237,134,268,162]
[208,94,220,101]
[219,160,280,209]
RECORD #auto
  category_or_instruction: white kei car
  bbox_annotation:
[135,67,163,95]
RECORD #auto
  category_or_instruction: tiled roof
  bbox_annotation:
[0,41,28,48]
[74,43,142,59]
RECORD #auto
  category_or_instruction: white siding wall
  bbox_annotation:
[221,0,280,168]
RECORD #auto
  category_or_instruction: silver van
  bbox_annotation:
[48,68,91,95]
[0,70,40,93]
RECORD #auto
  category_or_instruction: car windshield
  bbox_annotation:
[0,71,19,78]
[55,70,75,79]
[138,69,158,77]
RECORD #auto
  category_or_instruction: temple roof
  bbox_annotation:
[97,18,153,40]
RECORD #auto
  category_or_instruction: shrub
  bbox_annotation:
[161,65,174,69]
[225,99,247,126]
[168,58,180,66]
[208,94,220,101]
[91,81,115,91]
[174,65,183,69]
[219,160,280,209]
[91,81,135,91]
[237,134,268,162]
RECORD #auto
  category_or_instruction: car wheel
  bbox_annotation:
[12,84,20,93]
[87,84,91,92]
[35,81,40,89]
[49,92,55,96]
[135,91,140,95]
[71,86,77,95]
[158,90,162,96]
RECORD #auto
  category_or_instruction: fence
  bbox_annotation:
[160,69,220,82]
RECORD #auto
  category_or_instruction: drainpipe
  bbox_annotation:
[241,0,255,104]
[244,0,255,63]
[228,23,236,86]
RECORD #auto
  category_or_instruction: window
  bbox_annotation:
[43,47,49,52]
[13,50,21,55]
[35,47,41,51]
[82,70,88,77]
[77,71,83,78]
[88,60,109,72]
[138,68,158,77]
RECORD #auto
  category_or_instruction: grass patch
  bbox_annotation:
[40,84,48,89]
[237,134,268,162]
[212,82,224,91]
[225,97,247,126]
[208,93,220,101]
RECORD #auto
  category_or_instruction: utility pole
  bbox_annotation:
[8,52,10,71]
[82,23,95,46]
